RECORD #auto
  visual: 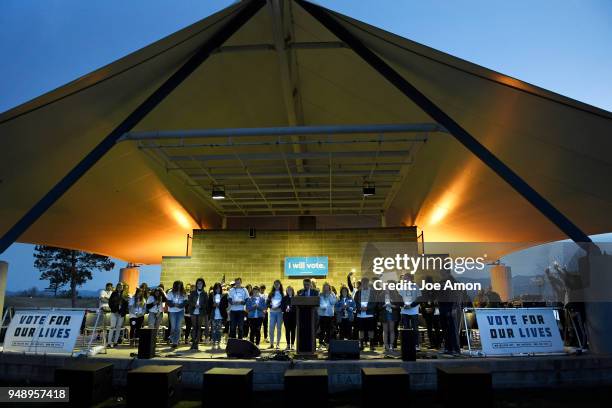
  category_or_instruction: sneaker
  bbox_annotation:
[276,344,280,350]
[268,344,275,349]
[171,344,178,350]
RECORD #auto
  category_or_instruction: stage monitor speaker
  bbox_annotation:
[54,361,113,407]
[138,328,156,359]
[226,338,261,359]
[127,365,182,407]
[400,328,416,361]
[328,339,360,360]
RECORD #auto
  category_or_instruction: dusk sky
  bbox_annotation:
[1,0,611,291]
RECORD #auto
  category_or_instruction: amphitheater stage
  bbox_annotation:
[1,344,611,392]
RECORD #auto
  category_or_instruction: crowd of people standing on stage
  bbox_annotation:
[98,270,468,355]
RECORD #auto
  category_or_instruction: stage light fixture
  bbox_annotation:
[212,185,226,200]
[362,182,375,197]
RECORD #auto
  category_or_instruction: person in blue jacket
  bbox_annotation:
[335,286,356,340]
[246,286,267,345]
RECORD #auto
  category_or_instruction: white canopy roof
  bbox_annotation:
[1,0,610,263]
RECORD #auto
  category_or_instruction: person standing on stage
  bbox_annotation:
[354,277,377,351]
[99,282,113,312]
[335,286,355,340]
[188,278,208,351]
[267,280,284,350]
[379,283,402,352]
[184,283,192,345]
[260,284,269,344]
[318,282,337,350]
[166,280,187,350]
[282,286,297,350]
[107,282,129,348]
[399,273,422,351]
[298,278,319,296]
[208,282,228,350]
[228,278,250,339]
[243,283,253,339]
[438,271,460,355]
[246,286,266,345]
[128,287,146,346]
[146,286,165,330]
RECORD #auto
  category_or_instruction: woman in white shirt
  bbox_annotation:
[128,288,146,346]
[318,282,337,350]
[208,282,229,350]
[266,280,284,350]
[166,280,187,349]
[146,287,165,330]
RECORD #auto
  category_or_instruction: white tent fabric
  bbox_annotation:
[1,0,610,263]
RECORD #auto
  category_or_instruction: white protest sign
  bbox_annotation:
[475,308,564,355]
[3,309,85,355]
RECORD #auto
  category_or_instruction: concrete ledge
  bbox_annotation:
[1,353,611,392]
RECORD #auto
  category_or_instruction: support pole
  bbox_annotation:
[296,0,594,251]
[0,0,266,255]
[0,261,7,321]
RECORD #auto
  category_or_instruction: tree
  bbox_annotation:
[34,245,115,307]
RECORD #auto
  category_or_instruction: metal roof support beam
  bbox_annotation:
[296,0,595,249]
[191,170,400,180]
[120,123,444,142]
[0,0,266,254]
[168,150,412,162]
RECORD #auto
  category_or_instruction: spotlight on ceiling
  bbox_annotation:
[362,182,375,197]
[212,185,226,200]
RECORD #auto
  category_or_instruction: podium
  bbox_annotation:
[293,296,319,355]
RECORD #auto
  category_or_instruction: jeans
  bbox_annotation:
[248,317,263,345]
[108,313,124,345]
[148,312,162,330]
[129,316,144,341]
[169,310,184,346]
[269,311,283,345]
[190,314,204,346]
[401,314,420,347]
[382,320,396,348]
[229,310,245,339]
[211,319,223,343]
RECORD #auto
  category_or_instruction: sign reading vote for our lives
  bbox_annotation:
[284,256,328,277]
[3,309,85,355]
[475,308,564,355]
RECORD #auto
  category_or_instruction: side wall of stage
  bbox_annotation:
[161,227,418,289]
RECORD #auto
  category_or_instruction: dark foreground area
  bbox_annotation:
[0,386,609,408]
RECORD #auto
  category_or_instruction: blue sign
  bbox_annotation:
[284,256,328,277]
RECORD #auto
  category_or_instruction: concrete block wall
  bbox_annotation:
[161,227,417,289]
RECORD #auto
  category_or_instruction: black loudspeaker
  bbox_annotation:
[138,328,156,359]
[328,339,360,360]
[54,361,113,407]
[249,228,256,238]
[298,215,316,230]
[226,338,261,359]
[127,365,182,407]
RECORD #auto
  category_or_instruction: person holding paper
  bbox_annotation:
[228,278,250,339]
[354,277,377,351]
[246,286,266,345]
[267,280,284,350]
[188,278,208,351]
[281,286,297,350]
[207,282,228,350]
[335,286,355,340]
[318,282,337,350]
[166,280,187,350]
[398,273,422,351]
[378,283,402,352]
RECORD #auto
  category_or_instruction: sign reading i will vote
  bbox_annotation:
[284,256,328,277]
[475,308,564,355]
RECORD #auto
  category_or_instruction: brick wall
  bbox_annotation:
[161,227,417,290]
